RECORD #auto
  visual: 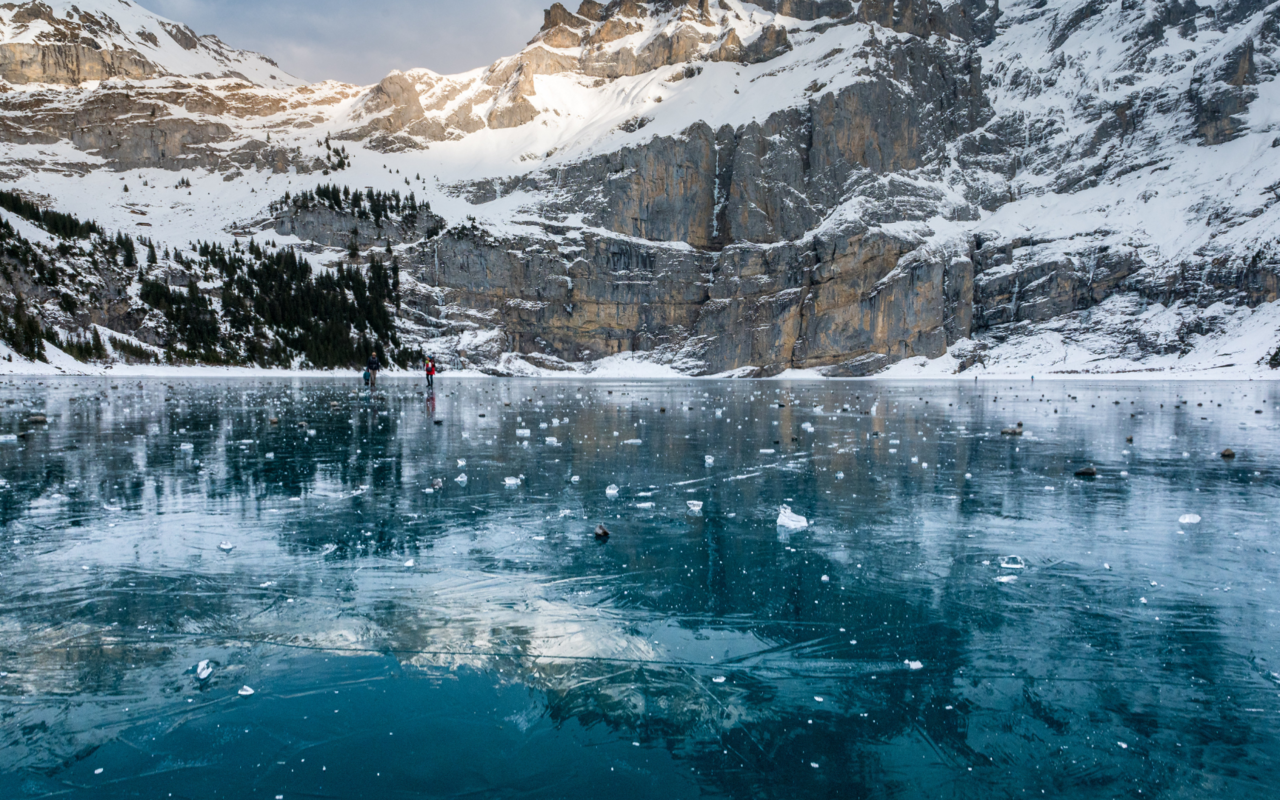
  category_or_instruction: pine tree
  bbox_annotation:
[147,241,158,266]
[122,235,137,269]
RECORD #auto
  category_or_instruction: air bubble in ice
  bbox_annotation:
[404,559,415,567]
[687,500,703,513]
[455,473,467,484]
[1178,514,1201,524]
[705,456,714,466]
[238,686,255,697]
[218,541,235,553]
[504,477,520,486]
[516,429,531,438]
[998,555,1026,570]
[606,485,619,497]
[905,660,924,670]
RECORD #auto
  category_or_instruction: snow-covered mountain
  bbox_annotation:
[0,0,1277,377]
[0,0,299,88]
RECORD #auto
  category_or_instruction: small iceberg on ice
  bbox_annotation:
[777,505,808,529]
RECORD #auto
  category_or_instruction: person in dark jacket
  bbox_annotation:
[366,352,380,389]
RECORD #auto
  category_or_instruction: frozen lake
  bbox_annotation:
[1,377,1278,799]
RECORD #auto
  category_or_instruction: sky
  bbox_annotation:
[137,0,551,85]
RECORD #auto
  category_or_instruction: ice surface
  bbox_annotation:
[0,378,1275,800]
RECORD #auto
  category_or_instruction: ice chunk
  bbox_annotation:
[687,500,704,512]
[455,473,468,484]
[1178,513,1201,524]
[820,575,830,583]
[704,456,715,466]
[777,505,809,529]
[636,502,655,509]
[905,660,924,670]
[539,422,548,429]
[996,575,1018,583]
[801,422,814,432]
[218,541,235,553]
[516,429,531,438]
[622,439,642,445]
[307,430,317,437]
[545,437,559,446]
[404,559,415,567]
[238,686,255,697]
[606,484,619,497]
[504,477,520,486]
[0,434,16,443]
[835,471,844,479]
[571,475,580,484]
[759,449,776,454]
[712,676,726,684]
[998,555,1026,570]
[265,452,274,460]
[457,459,466,467]
[964,473,972,479]
[180,443,194,450]
[196,660,214,681]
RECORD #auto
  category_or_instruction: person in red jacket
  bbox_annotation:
[425,358,436,390]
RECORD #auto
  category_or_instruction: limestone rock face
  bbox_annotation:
[350,72,425,137]
[0,42,157,84]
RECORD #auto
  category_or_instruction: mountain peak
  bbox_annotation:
[0,0,301,88]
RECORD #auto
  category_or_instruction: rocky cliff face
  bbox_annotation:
[1,0,1278,375]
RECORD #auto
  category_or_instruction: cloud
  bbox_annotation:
[136,0,550,84]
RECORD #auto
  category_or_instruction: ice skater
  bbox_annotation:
[366,351,380,390]
[425,357,436,390]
